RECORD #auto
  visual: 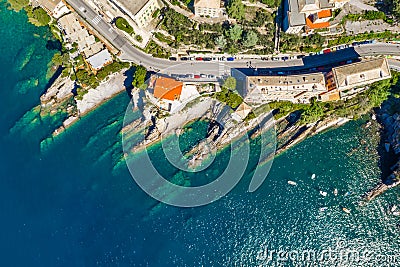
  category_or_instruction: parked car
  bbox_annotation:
[194,75,201,78]
[186,74,194,78]
[346,60,353,64]
[169,57,177,61]
[200,74,207,78]
[180,57,188,61]
[203,57,212,61]
[226,57,235,61]
[208,74,216,79]
[282,56,289,60]
[297,55,305,59]
[195,57,203,61]
[323,49,331,54]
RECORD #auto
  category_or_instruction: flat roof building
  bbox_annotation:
[246,73,327,103]
[58,13,104,58]
[109,0,160,28]
[194,0,221,18]
[86,49,113,70]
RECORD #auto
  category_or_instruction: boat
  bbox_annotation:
[311,174,316,180]
[344,191,352,197]
[333,188,338,196]
[393,211,400,216]
[319,191,327,197]
[342,207,351,214]
[320,207,328,212]
[288,181,297,186]
[391,205,397,213]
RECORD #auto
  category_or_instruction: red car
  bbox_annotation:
[323,49,331,54]
[195,57,203,61]
[194,75,201,78]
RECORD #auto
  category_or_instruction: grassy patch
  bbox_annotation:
[115,17,134,35]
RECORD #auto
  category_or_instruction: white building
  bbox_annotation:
[108,0,160,28]
[194,0,221,18]
[246,73,328,104]
[283,0,348,34]
[86,49,113,70]
[58,13,104,58]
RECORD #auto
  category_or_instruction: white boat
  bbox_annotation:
[333,188,338,196]
[311,174,316,180]
[391,205,397,213]
[342,207,351,214]
[319,191,327,197]
[288,181,297,186]
[320,207,328,212]
[393,211,400,216]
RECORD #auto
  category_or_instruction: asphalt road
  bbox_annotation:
[66,0,400,75]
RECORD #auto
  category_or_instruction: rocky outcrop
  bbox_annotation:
[40,75,75,105]
[362,109,400,203]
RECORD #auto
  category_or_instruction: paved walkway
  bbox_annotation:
[242,1,275,13]
[349,0,378,11]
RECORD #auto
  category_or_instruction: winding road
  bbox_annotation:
[66,0,400,75]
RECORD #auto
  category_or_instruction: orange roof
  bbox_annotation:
[317,9,332,19]
[153,77,183,101]
[306,17,330,29]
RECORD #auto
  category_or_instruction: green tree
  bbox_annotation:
[132,65,147,89]
[215,35,227,49]
[229,24,243,42]
[52,52,70,66]
[7,0,29,12]
[223,77,237,90]
[243,31,258,47]
[28,7,51,26]
[299,97,324,124]
[226,0,245,21]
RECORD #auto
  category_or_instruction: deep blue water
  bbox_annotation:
[1,2,400,266]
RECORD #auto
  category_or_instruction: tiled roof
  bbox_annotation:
[153,77,183,101]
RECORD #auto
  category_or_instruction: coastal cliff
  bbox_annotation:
[363,99,400,203]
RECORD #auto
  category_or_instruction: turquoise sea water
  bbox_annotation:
[1,2,400,266]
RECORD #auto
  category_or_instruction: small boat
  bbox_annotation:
[385,143,390,153]
[334,188,338,196]
[344,191,352,197]
[393,211,400,216]
[342,207,351,214]
[288,181,297,186]
[320,207,328,212]
[391,205,397,213]
[311,174,316,180]
[320,191,327,197]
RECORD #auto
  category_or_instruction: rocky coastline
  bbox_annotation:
[362,100,400,203]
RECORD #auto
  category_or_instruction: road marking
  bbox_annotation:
[218,63,225,76]
[108,27,114,33]
[92,15,101,25]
